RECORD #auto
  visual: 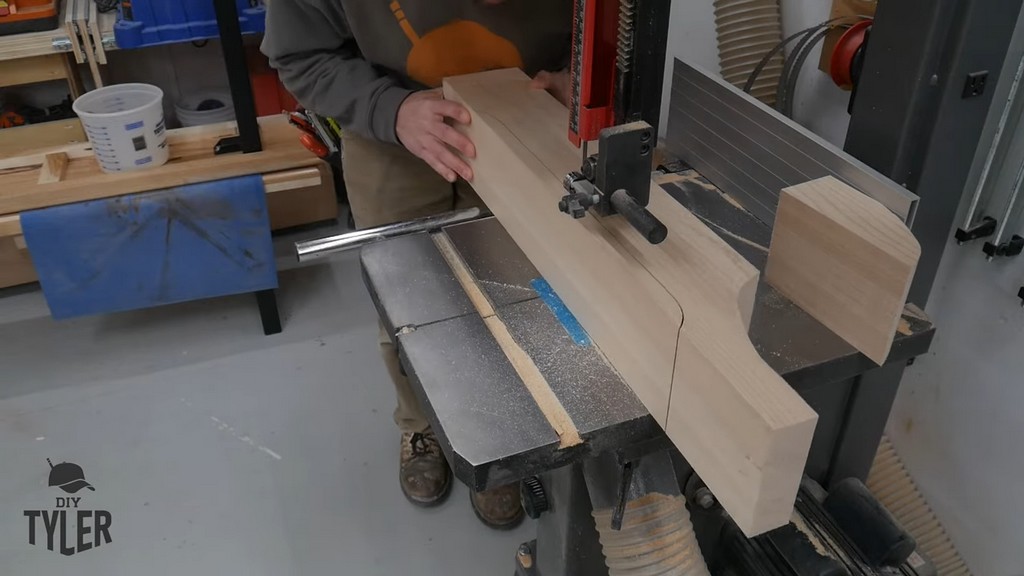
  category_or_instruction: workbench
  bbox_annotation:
[361,169,935,495]
[0,116,337,289]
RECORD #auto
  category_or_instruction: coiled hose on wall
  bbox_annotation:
[714,0,787,106]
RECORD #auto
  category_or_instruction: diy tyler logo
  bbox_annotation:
[24,459,113,556]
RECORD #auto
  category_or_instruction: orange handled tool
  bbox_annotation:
[299,132,329,159]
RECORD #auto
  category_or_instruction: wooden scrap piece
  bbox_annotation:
[443,68,817,536]
[765,176,920,365]
[37,153,70,185]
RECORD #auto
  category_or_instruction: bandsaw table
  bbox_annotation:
[360,169,934,494]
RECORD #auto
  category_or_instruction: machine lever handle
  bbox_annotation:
[610,190,667,245]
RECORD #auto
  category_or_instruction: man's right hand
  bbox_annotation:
[396,90,476,183]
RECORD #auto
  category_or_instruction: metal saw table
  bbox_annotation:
[360,169,935,497]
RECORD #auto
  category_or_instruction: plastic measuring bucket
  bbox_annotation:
[72,83,169,174]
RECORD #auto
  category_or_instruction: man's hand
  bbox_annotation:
[531,69,571,107]
[396,90,476,183]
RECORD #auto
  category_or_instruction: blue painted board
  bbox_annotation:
[21,175,278,320]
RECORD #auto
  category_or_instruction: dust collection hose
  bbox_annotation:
[592,493,710,576]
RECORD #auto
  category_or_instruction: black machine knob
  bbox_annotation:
[560,172,600,220]
[581,155,599,181]
[520,476,549,519]
[558,195,587,219]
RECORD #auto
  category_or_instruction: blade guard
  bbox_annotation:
[569,0,619,146]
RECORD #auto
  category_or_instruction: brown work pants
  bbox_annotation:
[343,132,484,433]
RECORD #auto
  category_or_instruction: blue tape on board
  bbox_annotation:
[530,278,591,346]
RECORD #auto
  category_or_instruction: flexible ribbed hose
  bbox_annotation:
[868,437,972,575]
[713,0,786,105]
[592,493,710,576]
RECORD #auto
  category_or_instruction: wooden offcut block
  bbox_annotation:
[37,153,69,184]
[766,176,920,365]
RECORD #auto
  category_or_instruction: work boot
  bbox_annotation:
[400,429,452,507]
[470,483,525,530]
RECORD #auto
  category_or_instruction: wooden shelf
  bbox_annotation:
[0,118,86,158]
[0,115,323,215]
[0,0,77,63]
[0,53,68,88]
[0,26,71,62]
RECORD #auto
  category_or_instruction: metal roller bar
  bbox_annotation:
[295,208,487,262]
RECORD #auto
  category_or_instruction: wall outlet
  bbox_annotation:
[963,71,989,98]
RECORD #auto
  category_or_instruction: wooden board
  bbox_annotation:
[443,68,818,536]
[264,163,340,230]
[74,0,103,88]
[0,119,86,158]
[0,54,67,88]
[765,177,919,365]
[0,26,69,63]
[64,0,86,64]
[0,236,36,288]
[87,0,108,65]
[0,115,323,216]
[60,51,85,99]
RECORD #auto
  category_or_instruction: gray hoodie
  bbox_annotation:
[261,0,572,145]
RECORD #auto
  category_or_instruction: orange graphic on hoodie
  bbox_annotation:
[390,1,524,87]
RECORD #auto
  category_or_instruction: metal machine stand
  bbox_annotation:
[212,0,263,155]
[213,0,279,334]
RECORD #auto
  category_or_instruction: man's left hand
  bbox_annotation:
[531,69,571,107]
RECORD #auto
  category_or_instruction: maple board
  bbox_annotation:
[765,177,920,365]
[443,69,818,536]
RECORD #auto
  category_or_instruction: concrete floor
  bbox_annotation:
[0,226,535,575]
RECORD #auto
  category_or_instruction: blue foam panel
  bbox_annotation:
[21,175,278,320]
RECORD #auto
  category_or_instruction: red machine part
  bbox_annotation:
[247,46,299,116]
[568,0,619,147]
[830,20,872,89]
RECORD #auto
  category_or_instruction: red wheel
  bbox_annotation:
[831,20,873,89]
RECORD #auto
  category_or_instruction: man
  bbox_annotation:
[262,0,572,529]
